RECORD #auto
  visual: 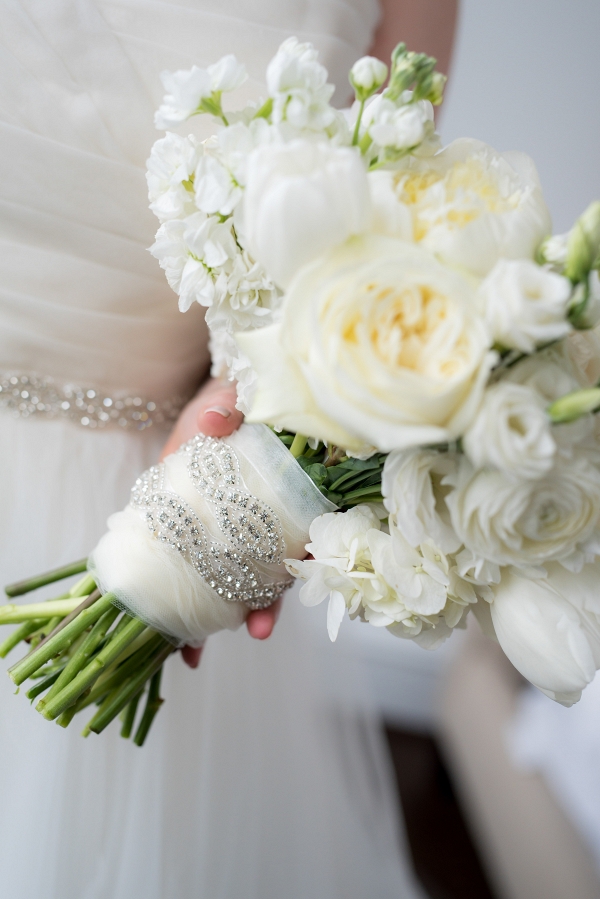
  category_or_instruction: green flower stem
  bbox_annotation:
[25,666,66,702]
[290,434,308,458]
[0,597,84,626]
[0,620,44,658]
[5,559,88,598]
[87,643,173,736]
[39,617,148,720]
[352,98,366,146]
[133,667,164,747]
[120,692,143,740]
[56,699,85,729]
[68,573,96,598]
[8,592,115,686]
[32,590,102,654]
[73,633,167,714]
[343,490,384,506]
[39,606,121,712]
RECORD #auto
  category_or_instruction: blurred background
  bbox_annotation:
[318,2,600,897]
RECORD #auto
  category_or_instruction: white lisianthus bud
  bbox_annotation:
[490,562,600,705]
[463,382,556,480]
[479,258,572,352]
[243,139,370,289]
[547,386,600,424]
[349,56,388,99]
[565,201,600,283]
[538,232,569,270]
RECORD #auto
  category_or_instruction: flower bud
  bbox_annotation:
[349,56,388,100]
[565,201,600,283]
[547,386,600,423]
[537,232,568,270]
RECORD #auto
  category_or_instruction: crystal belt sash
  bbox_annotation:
[0,371,186,430]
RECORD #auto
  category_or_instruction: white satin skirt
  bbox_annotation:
[0,413,424,899]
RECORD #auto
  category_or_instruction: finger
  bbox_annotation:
[246,598,282,640]
[160,378,243,459]
[181,645,203,668]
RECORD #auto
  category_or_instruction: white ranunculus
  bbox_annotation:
[266,38,335,131]
[446,453,600,573]
[479,259,572,352]
[490,562,600,705]
[368,97,435,152]
[369,138,552,276]
[146,132,201,222]
[154,67,212,129]
[350,56,388,96]
[237,236,495,454]
[463,381,556,480]
[382,448,461,553]
[243,139,370,289]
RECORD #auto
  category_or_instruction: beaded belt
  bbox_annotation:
[0,372,186,430]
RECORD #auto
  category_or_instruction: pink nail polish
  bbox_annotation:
[204,405,231,418]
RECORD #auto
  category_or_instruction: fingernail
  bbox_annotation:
[204,405,231,418]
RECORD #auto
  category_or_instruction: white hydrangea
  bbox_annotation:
[266,38,335,131]
[146,132,201,223]
[154,57,247,129]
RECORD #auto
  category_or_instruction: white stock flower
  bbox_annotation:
[369,138,552,277]
[237,236,495,454]
[446,453,600,573]
[154,57,247,129]
[463,381,556,479]
[490,562,600,705]
[243,139,370,289]
[350,56,388,96]
[382,449,460,553]
[207,252,280,331]
[368,97,437,153]
[209,329,257,414]
[266,38,335,131]
[146,132,201,222]
[479,259,572,352]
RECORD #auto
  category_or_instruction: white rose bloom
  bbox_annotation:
[446,453,600,573]
[350,56,388,94]
[382,448,460,553]
[154,67,212,129]
[369,138,552,276]
[490,562,600,705]
[237,236,495,454]
[146,132,201,222]
[463,381,556,480]
[266,38,335,131]
[479,258,572,352]
[243,139,370,289]
[368,97,436,152]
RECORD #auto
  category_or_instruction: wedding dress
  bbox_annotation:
[0,3,426,898]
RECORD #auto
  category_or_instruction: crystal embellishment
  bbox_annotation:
[130,441,292,610]
[0,371,184,430]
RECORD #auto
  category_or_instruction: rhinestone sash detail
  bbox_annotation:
[0,371,185,430]
[130,435,293,610]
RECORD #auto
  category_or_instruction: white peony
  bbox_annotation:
[462,381,556,480]
[237,236,495,454]
[382,448,460,553]
[479,258,572,352]
[446,453,600,573]
[369,138,552,276]
[266,38,335,131]
[490,562,600,705]
[243,139,370,289]
[154,58,247,129]
[146,132,201,222]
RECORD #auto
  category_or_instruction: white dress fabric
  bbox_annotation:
[0,3,426,898]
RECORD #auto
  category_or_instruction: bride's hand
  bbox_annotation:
[161,378,281,668]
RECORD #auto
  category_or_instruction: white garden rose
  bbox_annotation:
[446,453,600,573]
[243,139,370,289]
[369,138,552,276]
[463,381,556,480]
[382,448,460,553]
[237,236,495,454]
[490,562,600,705]
[479,258,571,352]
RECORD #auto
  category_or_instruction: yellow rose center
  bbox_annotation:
[393,158,522,242]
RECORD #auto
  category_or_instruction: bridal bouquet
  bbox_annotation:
[2,41,600,745]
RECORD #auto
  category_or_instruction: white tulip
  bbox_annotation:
[490,563,600,705]
[479,258,571,352]
[237,236,495,454]
[382,448,461,553]
[446,453,600,573]
[243,139,370,289]
[463,381,556,479]
[368,138,552,277]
